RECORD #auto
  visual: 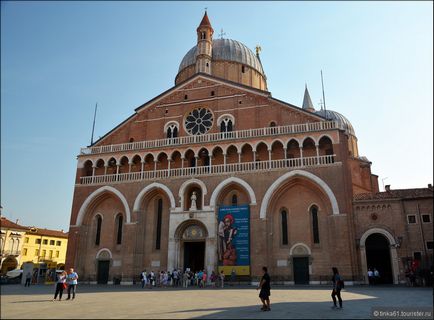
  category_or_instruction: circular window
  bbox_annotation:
[185,108,213,135]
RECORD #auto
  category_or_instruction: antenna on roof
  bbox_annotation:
[90,102,98,145]
[321,70,327,119]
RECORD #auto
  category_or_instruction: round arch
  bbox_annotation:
[75,186,131,226]
[260,170,339,219]
[209,177,257,208]
[95,248,113,260]
[133,182,176,211]
[359,227,399,284]
[178,178,208,209]
[289,242,312,256]
[172,219,209,239]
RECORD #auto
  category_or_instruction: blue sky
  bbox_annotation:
[1,1,433,230]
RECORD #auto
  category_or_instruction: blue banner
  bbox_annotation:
[217,205,250,275]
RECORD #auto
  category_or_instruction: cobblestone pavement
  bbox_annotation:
[1,284,432,319]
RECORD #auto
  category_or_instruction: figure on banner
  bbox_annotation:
[218,214,238,264]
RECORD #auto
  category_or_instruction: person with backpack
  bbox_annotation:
[331,267,343,309]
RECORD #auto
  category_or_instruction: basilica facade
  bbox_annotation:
[66,13,433,285]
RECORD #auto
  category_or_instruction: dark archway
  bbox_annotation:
[365,233,393,284]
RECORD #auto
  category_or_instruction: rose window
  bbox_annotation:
[185,108,213,135]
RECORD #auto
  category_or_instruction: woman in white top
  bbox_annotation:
[53,271,67,301]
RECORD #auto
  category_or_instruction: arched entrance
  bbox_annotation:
[1,256,18,274]
[181,224,207,272]
[360,228,399,284]
[290,243,311,284]
[96,249,111,284]
[365,233,393,284]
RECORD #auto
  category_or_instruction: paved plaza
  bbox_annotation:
[1,284,432,319]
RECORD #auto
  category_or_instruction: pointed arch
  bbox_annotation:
[75,186,131,226]
[133,182,176,211]
[210,177,257,208]
[178,178,208,208]
[260,170,339,219]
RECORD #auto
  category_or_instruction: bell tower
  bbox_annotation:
[195,11,213,74]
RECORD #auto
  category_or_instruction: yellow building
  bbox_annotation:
[0,216,27,274]
[21,227,68,269]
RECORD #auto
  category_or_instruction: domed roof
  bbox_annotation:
[178,38,265,75]
[315,109,356,136]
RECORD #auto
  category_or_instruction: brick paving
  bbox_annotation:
[1,284,432,319]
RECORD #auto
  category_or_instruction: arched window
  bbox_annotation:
[156,199,163,250]
[231,194,238,206]
[115,214,123,245]
[281,210,288,245]
[218,115,235,133]
[311,206,320,244]
[166,123,179,139]
[269,121,277,127]
[201,32,206,40]
[95,215,102,246]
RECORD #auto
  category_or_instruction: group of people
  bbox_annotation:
[52,268,78,301]
[256,266,345,312]
[367,267,380,284]
[140,269,229,289]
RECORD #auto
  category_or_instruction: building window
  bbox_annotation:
[201,32,206,40]
[413,252,422,261]
[56,241,61,246]
[35,239,41,244]
[231,194,238,206]
[270,121,277,127]
[43,239,48,245]
[407,215,417,224]
[42,249,46,257]
[311,206,320,244]
[95,215,102,246]
[24,237,29,243]
[166,123,179,139]
[241,65,245,73]
[49,250,53,258]
[156,198,163,250]
[35,249,39,256]
[50,240,55,245]
[211,91,215,96]
[218,115,235,133]
[184,108,213,135]
[422,214,431,223]
[426,241,434,250]
[116,214,123,245]
[23,248,27,256]
[281,210,288,245]
[56,251,60,258]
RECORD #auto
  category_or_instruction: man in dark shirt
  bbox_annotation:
[257,266,271,311]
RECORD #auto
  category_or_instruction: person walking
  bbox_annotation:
[53,271,67,301]
[24,272,32,287]
[373,268,380,284]
[220,270,225,288]
[230,268,237,286]
[66,268,78,300]
[367,268,374,285]
[183,270,189,288]
[257,266,271,311]
[331,267,343,309]
[202,270,207,288]
[141,270,147,289]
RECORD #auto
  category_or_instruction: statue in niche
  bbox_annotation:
[190,191,197,211]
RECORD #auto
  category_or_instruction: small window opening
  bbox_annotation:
[129,138,134,143]
[184,95,188,100]
[241,65,245,73]
[211,91,215,96]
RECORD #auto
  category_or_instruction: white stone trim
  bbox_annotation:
[163,120,180,133]
[289,242,312,256]
[209,177,257,208]
[75,186,131,226]
[260,170,340,219]
[133,182,176,210]
[178,178,208,209]
[217,113,235,126]
[301,135,316,146]
[95,248,113,260]
[318,133,336,145]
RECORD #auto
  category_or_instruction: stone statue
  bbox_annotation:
[190,191,197,211]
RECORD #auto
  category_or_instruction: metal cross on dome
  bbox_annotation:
[218,28,227,39]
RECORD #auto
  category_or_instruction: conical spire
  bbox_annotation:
[302,84,315,112]
[197,11,213,32]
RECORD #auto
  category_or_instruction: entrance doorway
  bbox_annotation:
[184,241,205,272]
[365,233,393,284]
[97,260,110,284]
[293,257,309,284]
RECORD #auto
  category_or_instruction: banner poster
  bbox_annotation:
[217,204,250,276]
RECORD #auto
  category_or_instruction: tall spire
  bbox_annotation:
[302,84,315,112]
[195,11,214,74]
[197,11,213,32]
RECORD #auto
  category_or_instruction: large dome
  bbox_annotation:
[315,109,356,136]
[178,39,265,76]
